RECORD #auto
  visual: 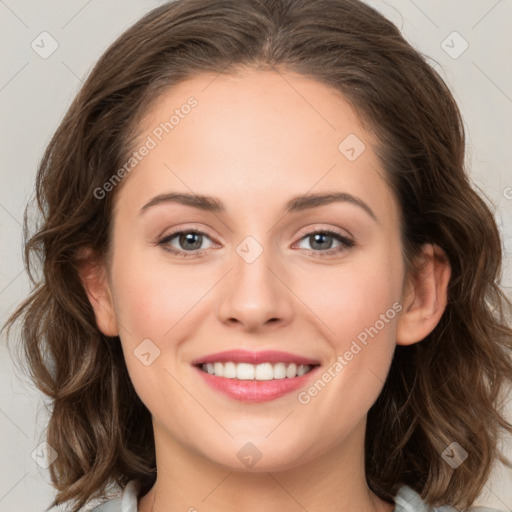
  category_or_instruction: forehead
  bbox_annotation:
[113,69,398,225]
[137,68,367,150]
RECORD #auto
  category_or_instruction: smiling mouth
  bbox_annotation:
[197,361,319,380]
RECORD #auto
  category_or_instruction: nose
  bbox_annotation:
[216,240,295,332]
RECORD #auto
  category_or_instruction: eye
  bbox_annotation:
[157,227,354,258]
[295,229,354,256]
[157,228,215,257]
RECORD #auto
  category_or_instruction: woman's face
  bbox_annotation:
[95,69,409,471]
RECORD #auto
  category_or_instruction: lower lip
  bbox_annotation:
[193,365,321,402]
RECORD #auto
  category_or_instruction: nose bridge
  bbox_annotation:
[216,232,294,330]
[235,234,276,290]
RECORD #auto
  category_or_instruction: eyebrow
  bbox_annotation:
[139,191,377,222]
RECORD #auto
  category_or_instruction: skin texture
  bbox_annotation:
[80,69,451,512]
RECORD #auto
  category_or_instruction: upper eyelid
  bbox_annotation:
[295,223,353,240]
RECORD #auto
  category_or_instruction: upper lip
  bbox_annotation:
[192,349,321,366]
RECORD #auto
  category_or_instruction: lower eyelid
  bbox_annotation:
[158,229,354,255]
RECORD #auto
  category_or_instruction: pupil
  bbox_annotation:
[311,233,332,250]
[181,232,202,250]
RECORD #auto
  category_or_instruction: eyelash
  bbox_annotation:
[157,227,355,258]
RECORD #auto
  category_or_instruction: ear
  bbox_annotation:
[396,243,451,346]
[76,247,119,337]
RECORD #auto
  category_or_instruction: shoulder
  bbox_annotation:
[394,485,507,512]
[89,480,140,512]
[89,497,122,512]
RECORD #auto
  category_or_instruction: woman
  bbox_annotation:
[4,0,511,511]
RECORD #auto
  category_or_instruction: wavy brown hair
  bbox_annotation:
[3,0,512,510]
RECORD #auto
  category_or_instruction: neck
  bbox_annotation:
[138,417,395,512]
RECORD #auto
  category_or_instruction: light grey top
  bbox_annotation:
[84,479,506,512]
[83,480,504,512]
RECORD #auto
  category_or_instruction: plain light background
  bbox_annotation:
[1,0,511,510]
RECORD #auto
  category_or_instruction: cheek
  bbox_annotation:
[110,244,213,341]
[110,262,200,411]
[293,243,404,387]
[109,248,221,401]
[300,257,402,339]
[293,261,403,441]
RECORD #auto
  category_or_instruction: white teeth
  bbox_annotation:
[255,363,273,381]
[297,364,308,376]
[213,362,224,377]
[236,363,254,380]
[286,363,297,378]
[200,362,314,380]
[223,362,237,379]
[273,362,287,379]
